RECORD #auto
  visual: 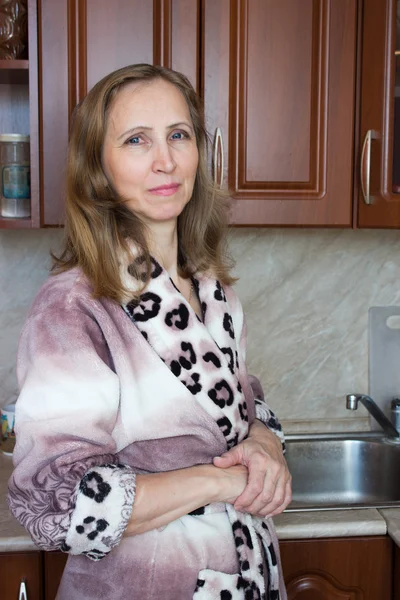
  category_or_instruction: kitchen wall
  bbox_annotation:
[2,228,400,433]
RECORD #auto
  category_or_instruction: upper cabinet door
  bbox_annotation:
[203,0,358,226]
[357,0,400,227]
[39,0,200,226]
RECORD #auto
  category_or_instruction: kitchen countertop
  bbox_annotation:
[0,452,399,552]
[0,452,37,552]
[274,508,388,539]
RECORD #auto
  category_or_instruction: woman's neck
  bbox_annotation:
[147,219,179,279]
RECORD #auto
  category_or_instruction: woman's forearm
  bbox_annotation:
[125,463,247,536]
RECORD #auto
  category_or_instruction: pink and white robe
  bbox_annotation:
[7,256,287,600]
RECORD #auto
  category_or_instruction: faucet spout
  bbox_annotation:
[346,394,400,439]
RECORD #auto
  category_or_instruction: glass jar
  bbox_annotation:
[0,0,28,60]
[0,133,30,218]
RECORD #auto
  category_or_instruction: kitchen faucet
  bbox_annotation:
[346,393,400,441]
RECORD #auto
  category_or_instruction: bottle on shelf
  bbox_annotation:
[0,133,30,218]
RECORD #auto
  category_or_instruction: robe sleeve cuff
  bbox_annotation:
[62,464,136,561]
[254,399,286,452]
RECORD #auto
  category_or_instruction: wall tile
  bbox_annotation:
[229,228,400,432]
[2,228,400,433]
[0,230,63,406]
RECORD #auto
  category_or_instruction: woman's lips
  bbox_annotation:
[148,183,181,197]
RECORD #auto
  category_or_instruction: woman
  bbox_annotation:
[8,64,291,600]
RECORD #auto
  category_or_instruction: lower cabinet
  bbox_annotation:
[280,536,393,600]
[44,552,68,600]
[1,536,397,599]
[0,551,43,599]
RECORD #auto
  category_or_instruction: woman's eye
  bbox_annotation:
[170,131,189,141]
[126,135,142,145]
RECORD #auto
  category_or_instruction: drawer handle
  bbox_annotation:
[213,127,224,188]
[360,129,374,205]
[19,580,27,600]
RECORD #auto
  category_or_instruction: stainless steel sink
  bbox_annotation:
[285,433,400,511]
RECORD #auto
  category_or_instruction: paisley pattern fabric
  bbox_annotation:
[7,255,286,600]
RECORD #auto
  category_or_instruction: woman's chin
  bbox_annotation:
[125,196,190,225]
[145,203,188,224]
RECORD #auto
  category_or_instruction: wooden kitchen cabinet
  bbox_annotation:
[44,551,68,600]
[203,0,358,226]
[37,0,358,228]
[357,0,400,228]
[0,551,43,599]
[280,536,393,600]
[42,536,396,599]
[38,0,200,226]
[6,0,400,228]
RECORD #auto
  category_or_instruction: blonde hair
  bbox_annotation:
[52,63,235,302]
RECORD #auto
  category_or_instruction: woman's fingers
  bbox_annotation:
[235,461,291,517]
[233,451,278,511]
[241,470,284,516]
[257,475,292,518]
[213,447,241,468]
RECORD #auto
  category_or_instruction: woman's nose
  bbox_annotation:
[152,142,176,173]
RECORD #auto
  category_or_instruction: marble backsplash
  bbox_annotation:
[2,227,400,433]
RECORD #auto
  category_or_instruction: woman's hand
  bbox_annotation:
[216,464,249,505]
[213,419,292,518]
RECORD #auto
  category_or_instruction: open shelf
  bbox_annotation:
[0,60,29,70]
[0,217,32,229]
[0,1,39,230]
[0,60,29,84]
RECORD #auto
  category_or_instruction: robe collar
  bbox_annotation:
[120,253,249,449]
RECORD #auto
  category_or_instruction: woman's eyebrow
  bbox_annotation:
[117,121,193,141]
[167,121,193,131]
[117,126,151,141]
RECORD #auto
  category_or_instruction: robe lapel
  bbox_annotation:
[121,259,249,450]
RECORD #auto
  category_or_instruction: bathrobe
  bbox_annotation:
[7,255,287,600]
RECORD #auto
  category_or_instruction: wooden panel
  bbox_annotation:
[40,0,200,226]
[44,551,69,600]
[394,542,400,600]
[0,551,43,600]
[170,0,200,91]
[28,0,40,228]
[280,536,392,600]
[286,573,362,599]
[204,0,357,226]
[238,0,319,190]
[39,0,69,226]
[0,59,29,70]
[85,0,154,92]
[357,0,400,227]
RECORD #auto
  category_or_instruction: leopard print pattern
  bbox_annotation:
[63,464,136,560]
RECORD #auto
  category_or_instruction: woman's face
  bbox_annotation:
[102,78,199,225]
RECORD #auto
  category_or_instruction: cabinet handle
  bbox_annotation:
[360,129,373,205]
[213,127,224,188]
[18,580,27,600]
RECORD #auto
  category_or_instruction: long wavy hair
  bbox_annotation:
[52,63,235,302]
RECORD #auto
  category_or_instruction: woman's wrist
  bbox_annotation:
[249,419,283,450]
[196,463,226,503]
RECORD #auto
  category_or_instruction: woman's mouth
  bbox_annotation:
[148,183,181,196]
